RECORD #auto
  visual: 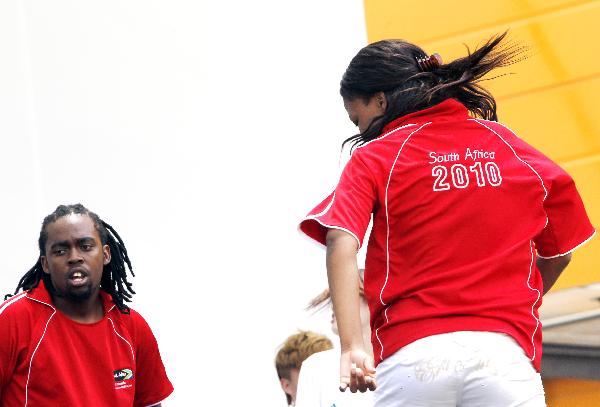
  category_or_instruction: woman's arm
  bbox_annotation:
[326,229,376,393]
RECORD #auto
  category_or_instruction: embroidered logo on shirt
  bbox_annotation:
[114,368,134,390]
[114,368,134,381]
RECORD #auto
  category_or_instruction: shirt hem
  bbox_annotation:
[375,317,540,371]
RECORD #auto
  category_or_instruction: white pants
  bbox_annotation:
[374,331,545,407]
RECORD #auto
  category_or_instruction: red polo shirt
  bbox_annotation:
[300,99,595,371]
[0,281,173,406]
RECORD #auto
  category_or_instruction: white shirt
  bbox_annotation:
[295,349,374,407]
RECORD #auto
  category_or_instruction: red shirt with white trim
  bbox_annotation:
[0,281,173,407]
[300,99,595,371]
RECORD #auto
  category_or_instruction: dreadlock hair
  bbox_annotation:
[340,31,528,150]
[4,204,136,314]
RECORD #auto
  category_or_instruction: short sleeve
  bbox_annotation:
[534,167,595,258]
[299,153,376,248]
[131,311,173,407]
[483,120,595,258]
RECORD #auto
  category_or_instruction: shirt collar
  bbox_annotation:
[27,279,116,313]
[382,99,469,133]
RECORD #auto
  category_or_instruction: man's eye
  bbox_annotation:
[54,249,67,255]
[81,244,92,251]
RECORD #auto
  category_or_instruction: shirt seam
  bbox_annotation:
[376,121,432,362]
[25,310,57,406]
[352,123,417,153]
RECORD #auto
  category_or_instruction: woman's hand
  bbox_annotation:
[340,348,377,393]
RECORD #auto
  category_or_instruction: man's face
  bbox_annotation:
[41,214,110,303]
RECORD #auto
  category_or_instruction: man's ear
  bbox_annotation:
[103,245,111,265]
[279,377,292,396]
[41,256,50,274]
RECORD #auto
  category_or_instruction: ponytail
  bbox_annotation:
[341,31,527,150]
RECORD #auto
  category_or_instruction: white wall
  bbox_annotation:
[0,1,366,404]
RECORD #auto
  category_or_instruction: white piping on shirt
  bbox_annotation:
[353,123,417,153]
[310,192,336,218]
[537,230,596,259]
[19,297,134,405]
[301,124,418,249]
[470,119,549,223]
[108,317,135,361]
[301,216,362,250]
[24,297,56,407]
[474,122,596,267]
[470,119,548,198]
[527,241,542,362]
[470,118,550,363]
[0,292,27,316]
[376,122,431,361]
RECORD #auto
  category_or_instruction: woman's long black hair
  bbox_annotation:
[4,204,136,313]
[340,31,527,150]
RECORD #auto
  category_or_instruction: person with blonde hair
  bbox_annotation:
[275,330,333,406]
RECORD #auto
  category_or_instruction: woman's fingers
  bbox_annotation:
[350,363,369,393]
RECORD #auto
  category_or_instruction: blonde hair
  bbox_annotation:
[306,269,365,311]
[275,330,333,404]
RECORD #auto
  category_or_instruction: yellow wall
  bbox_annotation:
[363,0,599,289]
[543,378,600,405]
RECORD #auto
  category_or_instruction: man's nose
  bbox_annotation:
[67,250,84,264]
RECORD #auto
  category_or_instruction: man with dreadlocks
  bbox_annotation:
[0,204,173,406]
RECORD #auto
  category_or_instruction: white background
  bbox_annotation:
[0,1,367,405]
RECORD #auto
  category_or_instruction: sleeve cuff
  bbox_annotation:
[536,229,596,259]
[299,217,362,249]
